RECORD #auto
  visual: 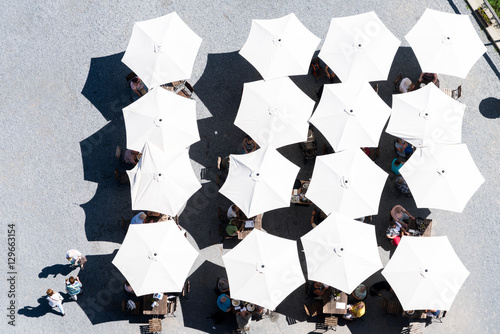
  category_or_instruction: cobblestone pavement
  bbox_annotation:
[1,0,499,333]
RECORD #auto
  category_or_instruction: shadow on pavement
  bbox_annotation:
[18,296,62,318]
[81,52,134,122]
[181,261,236,333]
[38,264,75,279]
[479,97,500,119]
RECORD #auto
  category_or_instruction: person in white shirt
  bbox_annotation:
[399,78,415,93]
[46,289,65,316]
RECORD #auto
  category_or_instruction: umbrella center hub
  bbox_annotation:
[154,44,162,53]
[340,176,351,188]
[148,250,159,261]
[268,105,286,118]
[256,263,266,273]
[333,246,345,257]
[419,110,430,119]
[344,108,355,116]
[154,117,165,127]
[250,170,261,182]
[441,35,453,44]
[153,171,165,182]
[420,267,430,278]
[272,37,283,46]
[437,169,446,176]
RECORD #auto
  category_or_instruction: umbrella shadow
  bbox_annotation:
[181,260,236,333]
[479,97,500,119]
[81,52,135,122]
[38,264,75,279]
[70,251,131,325]
[191,51,261,170]
[18,296,62,318]
[79,121,131,243]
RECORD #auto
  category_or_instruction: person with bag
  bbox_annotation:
[66,249,86,269]
[46,289,65,316]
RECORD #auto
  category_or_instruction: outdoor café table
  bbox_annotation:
[290,180,312,206]
[322,290,348,315]
[238,214,262,240]
[142,293,170,315]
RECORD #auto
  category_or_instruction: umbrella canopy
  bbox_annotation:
[306,148,388,218]
[127,142,201,216]
[400,144,484,212]
[222,229,305,310]
[123,87,200,152]
[318,11,400,82]
[235,77,315,148]
[112,220,199,296]
[405,8,486,79]
[309,81,392,152]
[382,236,469,311]
[122,12,202,87]
[301,212,382,293]
[239,13,321,81]
[386,83,465,147]
[219,145,300,218]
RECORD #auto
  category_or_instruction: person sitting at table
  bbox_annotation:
[343,301,365,320]
[395,138,414,158]
[227,204,246,221]
[386,221,409,246]
[215,278,230,295]
[310,209,328,228]
[124,149,141,166]
[351,284,367,300]
[399,77,415,93]
[124,280,135,295]
[226,218,244,237]
[418,72,439,86]
[395,176,412,197]
[217,294,232,312]
[216,155,230,187]
[425,309,441,318]
[391,158,405,175]
[235,310,252,331]
[391,205,414,226]
[308,281,328,299]
[242,135,258,154]
[130,76,147,97]
[146,211,172,223]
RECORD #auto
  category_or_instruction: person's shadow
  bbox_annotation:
[38,264,74,278]
[18,296,62,318]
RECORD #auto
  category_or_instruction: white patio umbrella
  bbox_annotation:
[123,86,200,152]
[235,77,315,148]
[301,212,382,293]
[309,81,392,152]
[239,13,321,81]
[306,148,388,218]
[386,83,465,148]
[222,229,305,310]
[127,142,201,216]
[400,144,484,212]
[219,145,300,218]
[405,8,486,78]
[112,220,199,296]
[382,236,469,311]
[122,12,202,87]
[318,11,401,82]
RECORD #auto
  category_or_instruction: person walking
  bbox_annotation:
[66,249,86,269]
[46,289,65,316]
[65,276,82,301]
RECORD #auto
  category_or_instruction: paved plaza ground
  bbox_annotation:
[1,0,499,333]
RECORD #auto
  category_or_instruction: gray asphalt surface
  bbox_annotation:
[1,0,499,333]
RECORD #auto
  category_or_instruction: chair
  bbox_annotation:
[300,128,317,162]
[121,299,141,315]
[393,73,403,93]
[324,316,338,331]
[181,280,191,298]
[429,310,447,324]
[148,318,162,333]
[382,297,403,316]
[443,85,462,100]
[165,298,177,317]
[304,301,323,318]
